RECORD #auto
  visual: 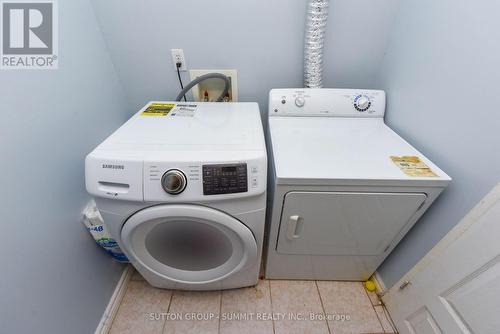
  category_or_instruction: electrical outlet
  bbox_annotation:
[171,49,187,71]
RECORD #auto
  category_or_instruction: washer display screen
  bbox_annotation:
[202,163,248,195]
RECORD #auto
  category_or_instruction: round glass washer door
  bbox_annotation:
[121,204,258,284]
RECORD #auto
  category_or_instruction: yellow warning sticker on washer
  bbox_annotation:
[141,103,176,116]
[390,156,438,177]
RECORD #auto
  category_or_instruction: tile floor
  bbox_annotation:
[109,269,397,334]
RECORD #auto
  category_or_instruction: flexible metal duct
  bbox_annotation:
[304,0,329,88]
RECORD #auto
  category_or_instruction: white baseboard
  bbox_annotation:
[372,271,387,294]
[95,265,134,334]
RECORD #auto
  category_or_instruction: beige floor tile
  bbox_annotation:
[366,289,382,306]
[317,281,383,334]
[109,280,172,334]
[374,306,397,333]
[270,280,329,334]
[220,280,273,334]
[131,268,145,281]
[163,290,221,334]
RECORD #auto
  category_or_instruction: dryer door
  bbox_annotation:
[121,204,258,284]
[276,191,427,256]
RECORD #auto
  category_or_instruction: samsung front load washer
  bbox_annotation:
[265,89,451,281]
[85,102,267,290]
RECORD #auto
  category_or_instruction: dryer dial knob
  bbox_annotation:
[295,97,306,107]
[161,169,187,195]
[354,95,371,111]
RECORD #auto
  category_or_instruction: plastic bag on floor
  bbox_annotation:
[82,200,129,263]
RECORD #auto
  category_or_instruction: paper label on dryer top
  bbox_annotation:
[390,156,438,177]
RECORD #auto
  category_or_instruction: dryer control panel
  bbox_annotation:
[269,88,386,118]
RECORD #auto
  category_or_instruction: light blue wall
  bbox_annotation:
[6,1,483,330]
[376,1,500,288]
[0,0,129,333]
[90,0,399,112]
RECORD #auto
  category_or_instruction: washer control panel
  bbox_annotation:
[269,88,385,118]
[202,163,248,195]
[142,158,266,202]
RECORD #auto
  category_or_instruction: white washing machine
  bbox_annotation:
[265,89,451,281]
[86,102,267,290]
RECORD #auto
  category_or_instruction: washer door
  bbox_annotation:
[121,204,258,285]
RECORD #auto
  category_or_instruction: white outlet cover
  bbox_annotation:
[189,69,238,102]
[171,49,187,71]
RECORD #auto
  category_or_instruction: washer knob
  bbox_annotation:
[295,97,306,107]
[161,169,187,195]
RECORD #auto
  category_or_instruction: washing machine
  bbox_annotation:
[86,102,267,290]
[265,89,451,281]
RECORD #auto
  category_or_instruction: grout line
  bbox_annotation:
[315,281,332,334]
[384,308,398,333]
[379,299,398,334]
[362,283,387,333]
[217,290,223,334]
[365,281,398,333]
[267,280,276,334]
[160,290,175,334]
[167,290,175,313]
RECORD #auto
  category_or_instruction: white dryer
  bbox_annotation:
[265,89,450,281]
[86,102,267,290]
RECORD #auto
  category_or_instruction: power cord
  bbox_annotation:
[176,62,187,102]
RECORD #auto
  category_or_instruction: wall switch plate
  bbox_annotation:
[189,69,238,102]
[171,49,187,71]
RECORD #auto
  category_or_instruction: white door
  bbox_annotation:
[382,183,500,334]
[121,204,258,285]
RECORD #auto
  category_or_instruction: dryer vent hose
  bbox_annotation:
[304,0,329,88]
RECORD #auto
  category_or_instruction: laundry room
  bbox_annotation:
[1,1,500,333]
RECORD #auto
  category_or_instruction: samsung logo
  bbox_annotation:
[102,164,125,170]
